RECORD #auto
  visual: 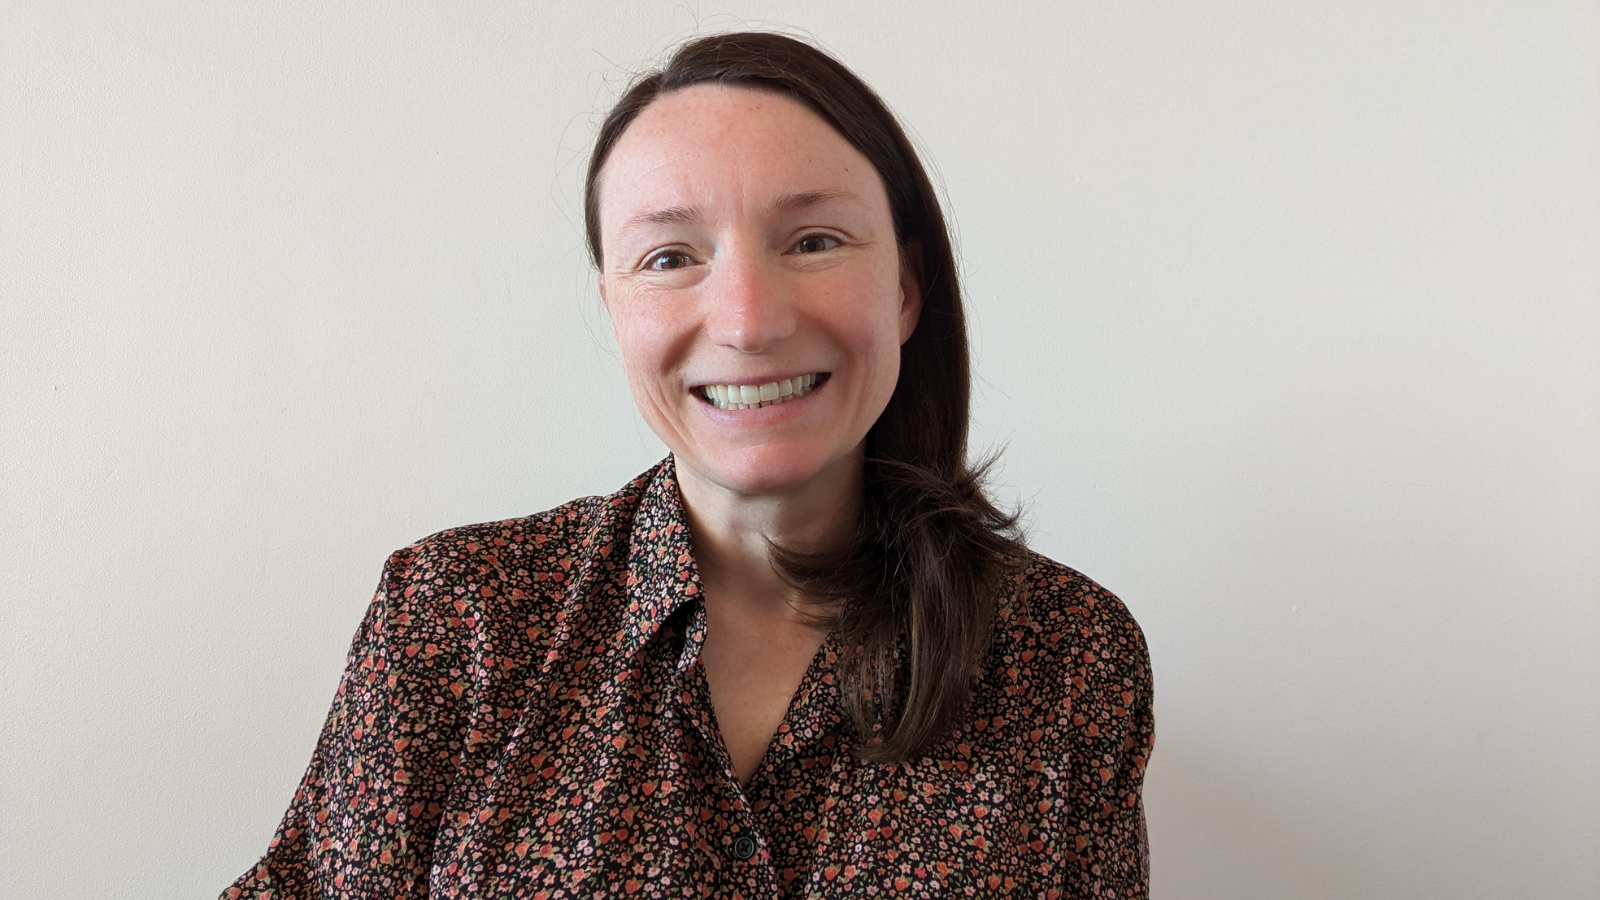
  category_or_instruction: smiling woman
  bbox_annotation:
[596,84,916,507]
[225,32,1154,900]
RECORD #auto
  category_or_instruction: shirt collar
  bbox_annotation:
[616,455,705,658]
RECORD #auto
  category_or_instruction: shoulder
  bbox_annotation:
[1006,550,1147,662]
[391,466,658,586]
[993,549,1152,704]
[388,494,606,587]
[369,467,659,643]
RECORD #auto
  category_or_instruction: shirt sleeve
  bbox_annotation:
[223,545,474,900]
[1060,602,1155,899]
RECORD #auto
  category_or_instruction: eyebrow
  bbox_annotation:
[619,188,863,233]
[622,206,701,231]
[770,188,860,214]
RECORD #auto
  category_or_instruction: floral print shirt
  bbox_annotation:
[225,458,1153,899]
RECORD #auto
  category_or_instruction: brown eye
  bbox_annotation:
[794,234,840,254]
[647,251,690,271]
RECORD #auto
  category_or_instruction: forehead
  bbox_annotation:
[596,83,886,222]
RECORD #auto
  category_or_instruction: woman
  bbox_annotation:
[226,31,1153,899]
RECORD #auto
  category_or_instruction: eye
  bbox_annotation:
[645,250,693,271]
[793,233,841,254]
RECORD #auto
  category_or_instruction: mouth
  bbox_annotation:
[698,373,826,410]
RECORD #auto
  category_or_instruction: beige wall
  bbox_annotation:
[3,2,1597,897]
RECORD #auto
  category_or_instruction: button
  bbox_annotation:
[731,834,757,860]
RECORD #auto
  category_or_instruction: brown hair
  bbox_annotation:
[584,31,1023,763]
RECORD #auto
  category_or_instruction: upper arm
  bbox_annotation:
[224,545,476,899]
[1054,590,1155,899]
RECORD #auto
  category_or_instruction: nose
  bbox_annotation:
[704,244,796,353]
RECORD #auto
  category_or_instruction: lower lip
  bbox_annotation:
[697,378,828,423]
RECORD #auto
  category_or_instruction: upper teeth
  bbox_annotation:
[702,374,819,410]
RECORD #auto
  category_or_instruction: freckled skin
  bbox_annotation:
[595,84,922,505]
[593,85,928,787]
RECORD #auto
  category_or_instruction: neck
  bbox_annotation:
[674,451,862,621]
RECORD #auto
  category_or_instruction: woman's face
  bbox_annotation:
[596,84,921,500]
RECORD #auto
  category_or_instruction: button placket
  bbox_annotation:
[672,614,776,892]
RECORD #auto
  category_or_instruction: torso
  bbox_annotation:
[226,460,1156,899]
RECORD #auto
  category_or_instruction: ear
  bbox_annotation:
[597,274,624,348]
[897,240,926,345]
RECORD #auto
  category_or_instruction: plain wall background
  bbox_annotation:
[3,2,1597,897]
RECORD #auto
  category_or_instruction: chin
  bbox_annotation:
[690,444,854,498]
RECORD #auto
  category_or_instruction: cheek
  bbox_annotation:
[609,302,688,395]
[825,305,904,405]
